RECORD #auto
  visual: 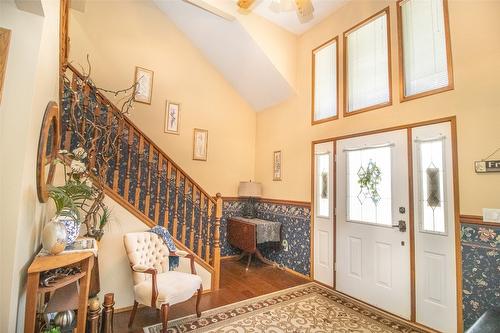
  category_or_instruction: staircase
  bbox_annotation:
[60,64,222,290]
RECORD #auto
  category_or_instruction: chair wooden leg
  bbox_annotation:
[128,301,138,327]
[161,303,170,333]
[196,285,203,317]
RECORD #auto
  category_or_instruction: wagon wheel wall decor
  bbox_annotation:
[36,101,61,203]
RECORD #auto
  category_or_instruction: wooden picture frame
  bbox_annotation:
[273,150,282,181]
[133,66,154,104]
[164,101,180,135]
[193,128,208,161]
[0,28,11,106]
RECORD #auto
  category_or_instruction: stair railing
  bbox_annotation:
[61,63,222,290]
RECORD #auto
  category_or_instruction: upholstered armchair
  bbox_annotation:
[123,232,203,332]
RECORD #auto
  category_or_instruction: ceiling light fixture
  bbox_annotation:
[237,0,314,22]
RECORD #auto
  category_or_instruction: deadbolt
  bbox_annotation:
[399,207,406,214]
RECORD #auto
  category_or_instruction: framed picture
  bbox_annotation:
[0,28,11,106]
[193,128,208,161]
[164,101,180,134]
[134,66,154,104]
[273,150,282,181]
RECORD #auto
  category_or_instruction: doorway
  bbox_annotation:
[312,119,459,333]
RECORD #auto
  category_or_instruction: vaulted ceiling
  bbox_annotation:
[154,0,296,111]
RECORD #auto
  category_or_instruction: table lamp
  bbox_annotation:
[238,181,262,219]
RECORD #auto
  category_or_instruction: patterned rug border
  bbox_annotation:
[144,282,427,333]
[143,283,313,332]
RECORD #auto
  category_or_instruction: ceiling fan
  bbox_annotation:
[237,0,314,21]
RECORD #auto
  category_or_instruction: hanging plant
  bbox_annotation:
[357,160,382,204]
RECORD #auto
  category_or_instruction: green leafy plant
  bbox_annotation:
[358,160,382,204]
[49,148,111,240]
[41,326,61,333]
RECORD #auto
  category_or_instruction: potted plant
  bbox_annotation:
[47,148,110,245]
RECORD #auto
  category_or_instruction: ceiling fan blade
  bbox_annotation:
[237,0,256,10]
[295,0,314,18]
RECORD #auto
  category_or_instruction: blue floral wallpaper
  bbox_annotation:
[220,199,311,276]
[461,223,500,330]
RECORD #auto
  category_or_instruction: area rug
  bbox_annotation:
[143,282,426,333]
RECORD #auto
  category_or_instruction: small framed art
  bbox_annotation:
[134,66,154,104]
[193,128,208,161]
[273,150,282,181]
[164,101,180,134]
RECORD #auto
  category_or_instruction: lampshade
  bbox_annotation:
[238,181,262,198]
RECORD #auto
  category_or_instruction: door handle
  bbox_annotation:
[392,220,407,232]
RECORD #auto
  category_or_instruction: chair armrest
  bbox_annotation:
[169,251,197,275]
[170,250,189,257]
[131,264,158,307]
[132,264,157,274]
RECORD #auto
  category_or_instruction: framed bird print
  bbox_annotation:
[193,128,208,161]
[273,150,282,181]
[165,101,180,134]
[134,66,154,104]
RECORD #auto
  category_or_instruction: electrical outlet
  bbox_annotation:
[282,239,289,251]
[483,208,500,223]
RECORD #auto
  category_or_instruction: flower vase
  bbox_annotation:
[55,210,81,245]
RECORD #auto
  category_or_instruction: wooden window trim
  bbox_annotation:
[397,0,454,103]
[311,36,339,125]
[343,7,393,118]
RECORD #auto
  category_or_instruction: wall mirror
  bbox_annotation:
[36,101,61,202]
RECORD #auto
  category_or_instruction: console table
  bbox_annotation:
[24,252,94,333]
[227,217,281,270]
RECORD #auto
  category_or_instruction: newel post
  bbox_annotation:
[213,193,223,290]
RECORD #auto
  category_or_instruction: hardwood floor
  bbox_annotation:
[114,259,310,332]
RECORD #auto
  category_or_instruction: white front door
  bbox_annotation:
[313,142,334,287]
[336,129,411,319]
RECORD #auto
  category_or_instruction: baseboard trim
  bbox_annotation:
[283,267,312,280]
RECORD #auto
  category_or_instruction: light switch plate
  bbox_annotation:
[483,208,500,223]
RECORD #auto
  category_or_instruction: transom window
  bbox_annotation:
[344,8,391,115]
[416,138,447,234]
[398,0,453,100]
[312,38,338,124]
[346,145,392,225]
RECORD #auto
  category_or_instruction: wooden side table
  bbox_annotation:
[227,217,281,270]
[24,252,94,333]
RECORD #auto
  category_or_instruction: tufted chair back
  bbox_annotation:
[124,232,170,285]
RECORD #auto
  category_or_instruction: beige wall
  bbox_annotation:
[255,0,500,215]
[69,0,257,197]
[0,0,60,331]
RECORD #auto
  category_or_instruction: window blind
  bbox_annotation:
[401,0,449,97]
[313,41,337,121]
[346,12,390,113]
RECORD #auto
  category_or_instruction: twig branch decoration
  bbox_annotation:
[61,57,138,240]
